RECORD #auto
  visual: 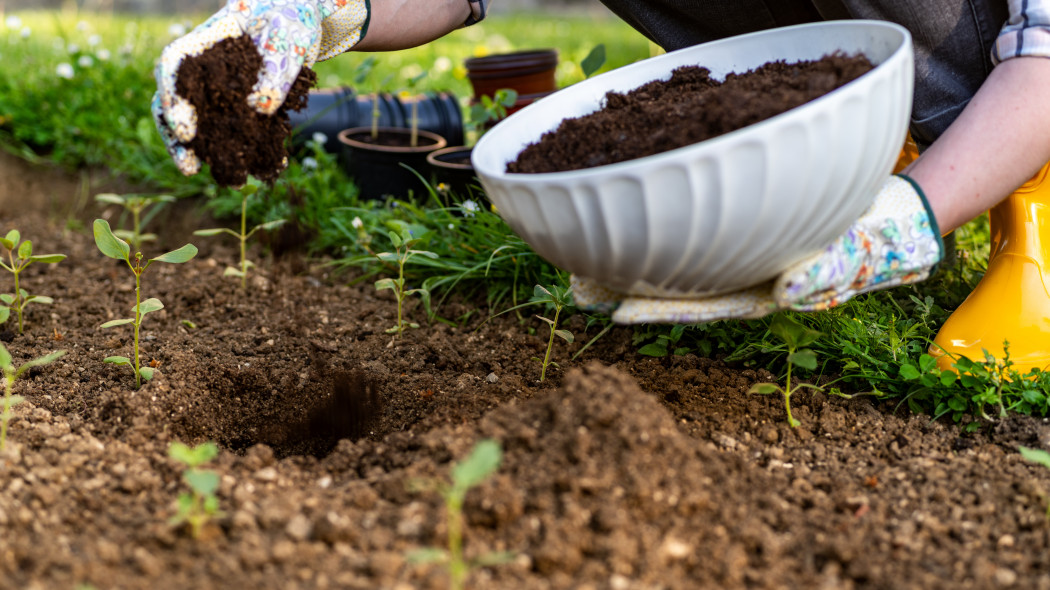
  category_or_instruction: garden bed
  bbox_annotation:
[2,151,1050,589]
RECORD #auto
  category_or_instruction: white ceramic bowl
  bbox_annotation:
[472,20,914,297]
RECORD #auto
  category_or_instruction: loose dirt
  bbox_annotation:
[176,35,316,187]
[508,53,872,173]
[2,152,1050,589]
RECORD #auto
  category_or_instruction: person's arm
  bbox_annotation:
[905,56,1050,233]
[353,0,478,51]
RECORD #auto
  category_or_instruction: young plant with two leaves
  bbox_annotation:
[93,219,197,388]
[0,229,66,334]
[0,342,65,450]
[194,181,285,288]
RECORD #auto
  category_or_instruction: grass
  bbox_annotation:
[0,8,1039,429]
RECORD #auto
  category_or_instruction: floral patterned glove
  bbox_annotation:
[151,0,369,176]
[573,175,943,324]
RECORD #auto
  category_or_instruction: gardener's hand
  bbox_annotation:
[151,0,369,176]
[573,175,944,324]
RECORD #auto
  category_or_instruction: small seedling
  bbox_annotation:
[94,219,197,388]
[168,441,224,539]
[0,230,66,334]
[479,283,575,382]
[466,88,517,143]
[407,439,513,590]
[374,226,438,335]
[94,192,176,253]
[401,70,429,147]
[748,314,824,427]
[0,342,65,450]
[193,182,284,288]
[1019,446,1050,518]
[352,55,393,141]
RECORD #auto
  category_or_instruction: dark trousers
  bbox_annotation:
[598,0,1008,147]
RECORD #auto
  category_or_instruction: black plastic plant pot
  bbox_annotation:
[426,145,483,203]
[290,88,464,153]
[337,127,448,201]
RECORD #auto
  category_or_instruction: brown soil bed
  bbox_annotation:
[176,35,316,186]
[3,152,1050,589]
[509,54,872,173]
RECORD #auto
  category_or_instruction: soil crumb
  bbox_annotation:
[508,53,873,173]
[176,35,317,186]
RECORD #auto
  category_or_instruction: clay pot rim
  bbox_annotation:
[427,145,474,171]
[337,126,448,154]
[465,49,558,71]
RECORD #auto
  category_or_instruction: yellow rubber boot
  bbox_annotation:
[932,162,1050,372]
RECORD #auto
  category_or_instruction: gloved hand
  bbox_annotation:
[151,0,369,176]
[573,175,944,324]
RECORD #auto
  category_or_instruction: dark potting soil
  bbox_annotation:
[176,35,316,187]
[508,53,873,174]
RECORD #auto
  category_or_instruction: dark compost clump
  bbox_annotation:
[508,53,873,174]
[175,35,317,186]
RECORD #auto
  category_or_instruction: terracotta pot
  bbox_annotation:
[426,145,481,201]
[337,127,447,200]
[465,49,558,116]
[290,89,464,152]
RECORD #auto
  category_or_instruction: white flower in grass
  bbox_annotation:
[96,48,110,61]
[461,199,479,217]
[77,55,93,68]
[19,27,29,39]
[351,216,364,229]
[76,20,90,32]
[5,16,21,29]
[67,42,79,54]
[311,132,328,146]
[87,34,101,47]
[301,157,318,170]
[168,23,187,37]
[434,56,452,73]
[55,63,74,79]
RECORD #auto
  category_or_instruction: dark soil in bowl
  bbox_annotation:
[175,35,317,186]
[3,152,1050,590]
[508,53,873,174]
[348,129,442,148]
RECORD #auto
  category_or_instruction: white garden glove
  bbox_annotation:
[151,0,370,176]
[573,175,944,324]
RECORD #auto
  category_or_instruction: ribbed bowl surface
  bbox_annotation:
[472,20,914,297]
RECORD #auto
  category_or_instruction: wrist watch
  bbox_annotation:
[464,0,487,26]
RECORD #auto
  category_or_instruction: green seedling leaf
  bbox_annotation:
[375,278,397,291]
[223,267,245,278]
[93,219,131,261]
[1020,446,1050,470]
[254,219,287,232]
[28,254,65,264]
[136,298,164,316]
[638,343,668,357]
[151,244,198,264]
[451,439,502,492]
[899,364,920,380]
[788,349,818,371]
[183,470,220,496]
[0,343,11,367]
[0,308,9,324]
[101,318,135,328]
[376,252,400,263]
[411,250,440,260]
[406,548,448,565]
[769,314,822,349]
[193,228,240,238]
[103,356,131,365]
[387,230,404,249]
[94,193,127,206]
[169,441,219,467]
[24,295,54,305]
[749,383,781,395]
[15,350,66,378]
[0,294,12,304]
[17,240,31,258]
[0,229,18,250]
[181,320,197,329]
[581,43,607,78]
[138,366,155,381]
[554,329,574,343]
[5,395,24,406]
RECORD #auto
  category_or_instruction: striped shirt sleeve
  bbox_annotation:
[993,0,1050,63]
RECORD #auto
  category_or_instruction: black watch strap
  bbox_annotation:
[464,0,487,26]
